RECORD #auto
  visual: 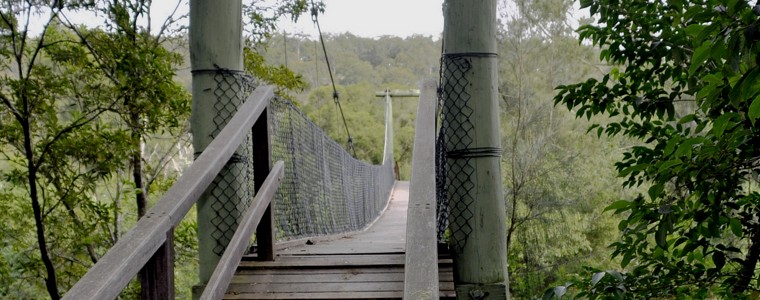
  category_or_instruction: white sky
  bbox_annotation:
[280,0,444,38]
[31,1,587,39]
[29,0,444,38]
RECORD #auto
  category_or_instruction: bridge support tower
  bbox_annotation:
[189,0,251,296]
[442,0,509,298]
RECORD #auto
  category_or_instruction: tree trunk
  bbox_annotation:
[113,171,123,243]
[132,128,147,218]
[133,150,146,217]
[22,119,60,300]
[733,226,760,294]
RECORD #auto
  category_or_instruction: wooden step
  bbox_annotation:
[224,254,455,299]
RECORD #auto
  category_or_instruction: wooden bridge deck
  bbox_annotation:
[224,181,454,299]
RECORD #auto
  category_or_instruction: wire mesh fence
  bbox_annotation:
[207,69,257,255]
[436,54,476,254]
[205,68,394,251]
[269,97,395,240]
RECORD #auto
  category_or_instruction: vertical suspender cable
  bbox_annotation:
[283,30,288,68]
[310,1,356,156]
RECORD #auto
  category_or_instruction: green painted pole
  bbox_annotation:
[442,0,509,298]
[189,0,245,292]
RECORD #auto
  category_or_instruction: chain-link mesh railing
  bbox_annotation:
[269,98,395,240]
[204,67,393,251]
[436,54,476,253]
[206,70,258,255]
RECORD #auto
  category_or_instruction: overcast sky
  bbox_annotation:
[27,0,444,38]
[279,0,444,38]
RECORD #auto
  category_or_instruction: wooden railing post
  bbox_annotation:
[404,80,439,299]
[253,107,275,261]
[139,229,174,300]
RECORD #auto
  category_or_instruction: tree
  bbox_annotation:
[496,0,624,297]
[63,0,190,220]
[259,33,441,177]
[0,2,127,298]
[553,0,760,297]
[0,0,317,298]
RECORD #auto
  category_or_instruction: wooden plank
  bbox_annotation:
[256,255,453,266]
[279,245,406,255]
[224,291,404,299]
[231,272,455,284]
[233,268,454,278]
[235,267,406,275]
[227,281,404,293]
[404,79,440,299]
[237,255,405,269]
[63,86,275,300]
[139,230,174,299]
[227,281,457,294]
[231,272,404,284]
[273,253,406,260]
[200,162,285,300]
[253,107,275,261]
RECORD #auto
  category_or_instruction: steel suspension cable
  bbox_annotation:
[310,1,356,156]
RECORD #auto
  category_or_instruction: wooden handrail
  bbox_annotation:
[64,86,276,300]
[200,161,284,300]
[404,80,440,299]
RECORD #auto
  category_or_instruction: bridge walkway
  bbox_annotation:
[224,181,454,299]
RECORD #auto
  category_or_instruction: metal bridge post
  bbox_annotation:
[189,0,245,292]
[442,0,510,298]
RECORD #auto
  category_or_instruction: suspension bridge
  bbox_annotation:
[65,81,452,299]
[62,0,508,299]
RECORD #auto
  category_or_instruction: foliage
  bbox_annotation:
[68,0,191,220]
[553,0,760,297]
[261,33,441,178]
[496,0,629,297]
[244,0,317,42]
[0,0,313,297]
[0,3,127,298]
[244,46,308,95]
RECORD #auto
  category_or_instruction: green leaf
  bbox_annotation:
[674,137,702,158]
[658,159,683,174]
[740,69,760,101]
[712,113,733,137]
[664,137,681,156]
[685,24,704,38]
[677,114,696,124]
[749,95,760,122]
[729,218,743,237]
[648,184,664,200]
[608,270,624,282]
[542,289,556,300]
[605,200,631,212]
[656,217,670,249]
[591,272,606,286]
[618,164,649,177]
[690,43,711,74]
[713,251,726,270]
[696,82,718,100]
